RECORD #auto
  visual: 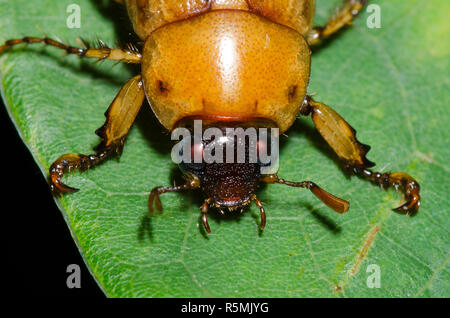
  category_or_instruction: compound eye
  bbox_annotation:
[257,138,270,167]
[177,136,203,161]
[191,138,204,163]
[257,134,279,173]
[178,136,205,173]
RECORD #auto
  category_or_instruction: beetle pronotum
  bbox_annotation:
[0,0,420,233]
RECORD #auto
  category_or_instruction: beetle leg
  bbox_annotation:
[0,37,142,64]
[200,198,213,233]
[307,0,369,45]
[49,75,145,194]
[261,175,350,214]
[300,96,421,215]
[252,195,266,230]
[148,177,201,213]
[149,183,211,233]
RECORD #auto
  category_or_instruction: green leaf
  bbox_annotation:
[1,0,448,297]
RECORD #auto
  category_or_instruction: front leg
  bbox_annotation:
[300,96,420,215]
[148,176,201,214]
[50,75,145,194]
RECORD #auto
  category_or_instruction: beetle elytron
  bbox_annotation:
[0,0,420,233]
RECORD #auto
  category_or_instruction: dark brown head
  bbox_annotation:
[181,151,261,210]
[175,118,278,211]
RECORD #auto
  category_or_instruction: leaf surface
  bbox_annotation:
[1,0,448,297]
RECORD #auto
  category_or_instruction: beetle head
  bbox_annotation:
[175,119,278,211]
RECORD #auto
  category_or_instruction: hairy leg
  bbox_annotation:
[0,37,141,63]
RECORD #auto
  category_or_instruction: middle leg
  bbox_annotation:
[49,75,145,193]
[299,96,420,214]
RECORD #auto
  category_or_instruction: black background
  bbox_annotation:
[1,96,104,298]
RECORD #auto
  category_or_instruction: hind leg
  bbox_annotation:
[307,0,369,45]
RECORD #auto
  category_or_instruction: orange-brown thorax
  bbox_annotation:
[127,0,314,133]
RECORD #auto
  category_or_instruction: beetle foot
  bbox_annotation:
[49,147,116,195]
[352,167,421,215]
[389,172,421,215]
[49,154,85,194]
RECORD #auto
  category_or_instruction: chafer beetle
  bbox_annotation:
[0,0,420,233]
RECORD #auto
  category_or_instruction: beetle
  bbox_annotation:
[0,0,420,233]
